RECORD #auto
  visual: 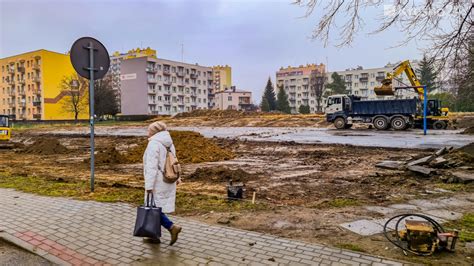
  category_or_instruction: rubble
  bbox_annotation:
[375,161,405,170]
[451,171,474,184]
[407,165,435,176]
[407,155,436,166]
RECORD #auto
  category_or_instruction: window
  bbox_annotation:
[370,82,374,86]
[171,67,176,73]
[228,96,232,101]
[354,75,359,79]
[354,83,358,88]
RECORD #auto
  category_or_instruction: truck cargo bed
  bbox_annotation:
[352,99,417,116]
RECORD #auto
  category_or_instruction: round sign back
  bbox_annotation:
[70,37,110,80]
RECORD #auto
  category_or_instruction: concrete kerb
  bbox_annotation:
[0,231,70,266]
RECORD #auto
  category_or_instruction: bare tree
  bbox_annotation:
[295,0,473,70]
[309,69,326,112]
[60,74,88,122]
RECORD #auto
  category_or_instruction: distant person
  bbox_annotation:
[143,121,182,245]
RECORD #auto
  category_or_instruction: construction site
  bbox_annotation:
[0,109,473,265]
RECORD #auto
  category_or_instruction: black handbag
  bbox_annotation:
[133,192,162,238]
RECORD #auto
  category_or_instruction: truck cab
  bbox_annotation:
[0,115,11,141]
[325,95,351,115]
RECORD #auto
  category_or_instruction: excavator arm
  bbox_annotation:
[374,60,425,100]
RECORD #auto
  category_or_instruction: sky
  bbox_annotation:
[0,0,425,100]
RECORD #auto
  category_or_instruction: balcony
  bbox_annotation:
[163,80,172,86]
[33,63,40,70]
[376,76,385,81]
[8,102,16,108]
[8,90,15,96]
[359,76,369,82]
[146,67,157,73]
[7,67,14,74]
[190,73,198,79]
[148,90,156,94]
[176,72,184,77]
[147,78,157,83]
[8,80,15,86]
[34,89,42,95]
[33,113,42,120]
[18,90,26,97]
[19,102,26,108]
[163,69,171,75]
[33,100,41,107]
[17,66,25,73]
[33,76,41,83]
[18,78,25,85]
[163,91,171,95]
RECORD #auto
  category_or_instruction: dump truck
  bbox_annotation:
[326,60,449,130]
[326,95,419,130]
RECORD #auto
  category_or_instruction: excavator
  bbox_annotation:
[374,60,449,129]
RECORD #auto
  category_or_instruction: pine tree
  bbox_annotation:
[416,55,438,93]
[260,97,270,112]
[298,105,310,114]
[262,78,277,110]
[276,85,291,114]
[326,72,347,95]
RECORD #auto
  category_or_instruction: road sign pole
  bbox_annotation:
[88,41,95,192]
[423,85,427,136]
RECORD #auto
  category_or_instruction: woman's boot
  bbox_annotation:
[168,225,182,245]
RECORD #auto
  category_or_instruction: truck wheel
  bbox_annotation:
[373,116,389,130]
[433,120,446,130]
[334,117,346,129]
[391,116,407,130]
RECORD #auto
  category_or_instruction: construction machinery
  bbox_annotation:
[384,214,458,256]
[326,60,450,130]
[0,115,11,141]
[374,60,449,129]
[0,115,14,149]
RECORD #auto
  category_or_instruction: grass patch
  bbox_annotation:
[335,243,366,252]
[0,175,265,215]
[328,198,361,208]
[445,213,474,242]
[434,183,468,192]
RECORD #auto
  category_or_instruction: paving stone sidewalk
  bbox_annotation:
[0,189,406,266]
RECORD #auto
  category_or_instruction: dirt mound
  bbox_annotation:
[23,138,69,155]
[124,131,234,164]
[445,143,474,167]
[186,166,252,183]
[89,147,127,164]
[174,109,262,119]
[462,126,474,134]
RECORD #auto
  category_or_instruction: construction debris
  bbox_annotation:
[375,161,406,170]
[451,171,474,184]
[407,155,436,166]
[407,165,435,176]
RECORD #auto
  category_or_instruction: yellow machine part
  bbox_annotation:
[374,78,395,96]
[0,127,11,141]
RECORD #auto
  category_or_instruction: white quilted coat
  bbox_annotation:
[143,131,177,213]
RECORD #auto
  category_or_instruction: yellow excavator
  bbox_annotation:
[374,60,449,129]
[0,115,13,149]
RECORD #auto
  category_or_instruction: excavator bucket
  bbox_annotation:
[374,78,395,96]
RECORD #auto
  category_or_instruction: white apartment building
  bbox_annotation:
[214,86,253,111]
[120,56,213,116]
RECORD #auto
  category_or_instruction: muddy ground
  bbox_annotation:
[1,130,473,264]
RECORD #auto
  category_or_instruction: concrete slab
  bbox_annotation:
[339,219,384,236]
[438,198,473,207]
[387,204,419,211]
[425,209,463,221]
[364,206,397,215]
[408,199,446,210]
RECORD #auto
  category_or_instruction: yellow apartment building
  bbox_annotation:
[212,65,232,92]
[0,49,89,120]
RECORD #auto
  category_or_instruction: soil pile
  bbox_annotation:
[174,109,263,119]
[124,131,234,164]
[89,147,127,164]
[23,138,69,155]
[462,126,474,134]
[445,143,474,167]
[186,166,252,183]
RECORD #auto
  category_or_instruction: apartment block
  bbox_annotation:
[212,65,232,92]
[108,47,157,112]
[0,49,88,120]
[276,63,326,114]
[120,57,213,116]
[325,61,420,101]
[214,86,252,111]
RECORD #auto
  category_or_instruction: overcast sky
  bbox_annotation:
[0,0,425,100]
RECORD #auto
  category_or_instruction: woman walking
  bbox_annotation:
[143,121,182,245]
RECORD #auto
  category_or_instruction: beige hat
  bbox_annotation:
[148,121,167,137]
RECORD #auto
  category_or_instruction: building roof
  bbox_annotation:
[1,49,68,60]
